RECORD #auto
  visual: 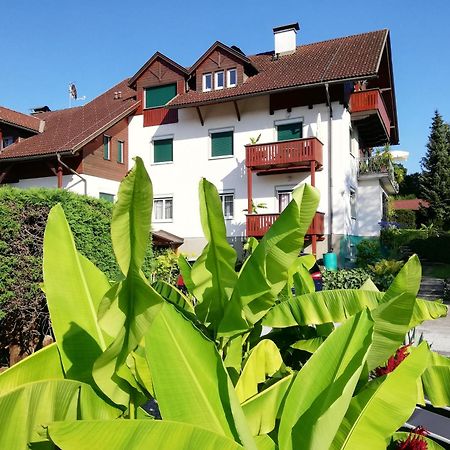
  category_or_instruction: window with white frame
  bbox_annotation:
[220,193,234,219]
[153,197,173,221]
[2,136,14,149]
[210,128,234,158]
[227,68,237,87]
[103,135,111,160]
[215,71,224,89]
[203,73,212,92]
[277,189,292,212]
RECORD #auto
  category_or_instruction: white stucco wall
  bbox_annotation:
[357,178,384,236]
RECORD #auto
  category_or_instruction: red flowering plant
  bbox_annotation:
[396,426,429,449]
[373,344,411,377]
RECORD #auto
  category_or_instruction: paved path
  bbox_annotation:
[416,308,450,356]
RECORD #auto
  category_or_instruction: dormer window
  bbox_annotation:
[215,71,224,90]
[227,68,237,87]
[145,83,177,109]
[203,73,212,92]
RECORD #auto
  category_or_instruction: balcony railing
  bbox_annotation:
[246,212,325,238]
[350,89,391,145]
[358,157,399,193]
[245,137,323,172]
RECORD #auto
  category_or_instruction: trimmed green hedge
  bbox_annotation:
[409,236,450,264]
[0,187,153,366]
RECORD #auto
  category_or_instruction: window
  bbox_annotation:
[2,136,14,149]
[220,193,234,219]
[117,141,124,163]
[99,192,114,202]
[277,122,302,141]
[227,68,237,87]
[215,71,224,89]
[203,73,212,92]
[153,138,173,163]
[153,197,173,221]
[211,130,233,158]
[103,136,111,160]
[350,190,357,220]
[145,83,177,109]
[278,190,292,212]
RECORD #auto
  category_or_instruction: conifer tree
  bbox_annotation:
[419,110,450,229]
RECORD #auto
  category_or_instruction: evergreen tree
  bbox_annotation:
[419,111,450,229]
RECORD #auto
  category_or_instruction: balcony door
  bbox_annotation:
[278,190,292,212]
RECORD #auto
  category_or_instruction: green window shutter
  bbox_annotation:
[100,193,114,202]
[211,131,233,157]
[154,139,173,163]
[103,136,110,160]
[117,141,123,163]
[145,84,177,108]
[277,122,302,141]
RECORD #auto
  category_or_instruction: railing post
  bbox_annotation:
[247,166,253,215]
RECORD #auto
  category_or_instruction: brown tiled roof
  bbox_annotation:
[168,29,388,108]
[0,80,138,160]
[0,106,43,133]
[392,199,430,210]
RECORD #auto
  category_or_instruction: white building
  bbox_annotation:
[0,23,399,263]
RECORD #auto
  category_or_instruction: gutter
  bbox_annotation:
[325,83,333,252]
[57,153,87,195]
[0,150,73,163]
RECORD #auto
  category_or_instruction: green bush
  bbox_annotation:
[150,248,180,285]
[392,209,416,228]
[0,186,153,365]
[322,268,371,290]
[355,239,382,266]
[409,236,450,264]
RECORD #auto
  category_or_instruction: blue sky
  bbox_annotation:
[2,0,449,172]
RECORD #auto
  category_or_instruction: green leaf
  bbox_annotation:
[288,257,315,297]
[219,184,320,336]
[152,280,194,313]
[392,432,446,450]
[410,298,448,328]
[111,157,152,276]
[254,434,277,450]
[360,278,379,292]
[0,379,120,450]
[242,373,294,436]
[422,350,450,407]
[46,420,246,450]
[291,337,324,353]
[145,302,256,449]
[331,342,429,450]
[43,204,110,384]
[263,289,381,327]
[366,293,416,371]
[235,339,284,403]
[0,344,64,395]
[278,309,374,450]
[190,178,238,329]
[177,254,195,292]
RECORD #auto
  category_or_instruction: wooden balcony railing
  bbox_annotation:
[350,89,390,139]
[246,212,325,238]
[143,108,178,127]
[245,137,323,172]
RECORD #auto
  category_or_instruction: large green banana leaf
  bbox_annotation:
[43,204,110,385]
[219,184,320,337]
[291,337,324,353]
[0,344,64,395]
[235,339,285,403]
[45,420,246,450]
[152,280,195,313]
[190,178,238,329]
[242,373,295,436]
[422,350,450,407]
[278,310,374,450]
[177,254,195,292]
[331,342,430,450]
[93,158,164,408]
[254,434,277,450]
[392,432,446,449]
[145,301,257,450]
[0,379,120,450]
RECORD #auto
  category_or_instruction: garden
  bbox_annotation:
[0,158,449,449]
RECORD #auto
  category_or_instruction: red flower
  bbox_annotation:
[396,427,429,449]
[374,345,410,377]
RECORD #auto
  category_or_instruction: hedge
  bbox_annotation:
[0,186,153,366]
[409,236,450,264]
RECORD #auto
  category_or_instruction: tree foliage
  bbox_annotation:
[420,111,450,229]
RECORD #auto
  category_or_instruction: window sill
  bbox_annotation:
[153,219,173,223]
[151,161,174,166]
[209,154,234,161]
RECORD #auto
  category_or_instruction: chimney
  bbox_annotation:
[273,22,299,56]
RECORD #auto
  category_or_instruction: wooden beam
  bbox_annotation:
[0,164,13,183]
[196,107,204,126]
[46,161,58,176]
[247,166,253,215]
[233,101,241,121]
[57,163,63,188]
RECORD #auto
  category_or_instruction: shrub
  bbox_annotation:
[322,268,371,290]
[150,248,180,284]
[355,239,382,267]
[0,186,153,366]
[369,259,405,291]
[392,209,416,228]
[409,235,450,264]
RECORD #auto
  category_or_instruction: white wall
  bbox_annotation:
[357,178,383,236]
[128,95,358,257]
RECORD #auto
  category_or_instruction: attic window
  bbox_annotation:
[215,71,225,90]
[145,83,177,109]
[203,73,212,92]
[227,69,237,87]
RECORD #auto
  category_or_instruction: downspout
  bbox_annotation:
[57,153,87,195]
[325,83,333,253]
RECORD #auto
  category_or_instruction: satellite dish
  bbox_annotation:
[390,150,409,161]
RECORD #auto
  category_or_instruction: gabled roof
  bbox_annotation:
[0,106,44,133]
[0,79,138,160]
[128,52,189,88]
[392,199,429,210]
[188,41,253,74]
[168,29,389,108]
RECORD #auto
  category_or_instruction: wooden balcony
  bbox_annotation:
[246,212,325,239]
[245,137,323,175]
[143,108,178,127]
[350,89,391,147]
